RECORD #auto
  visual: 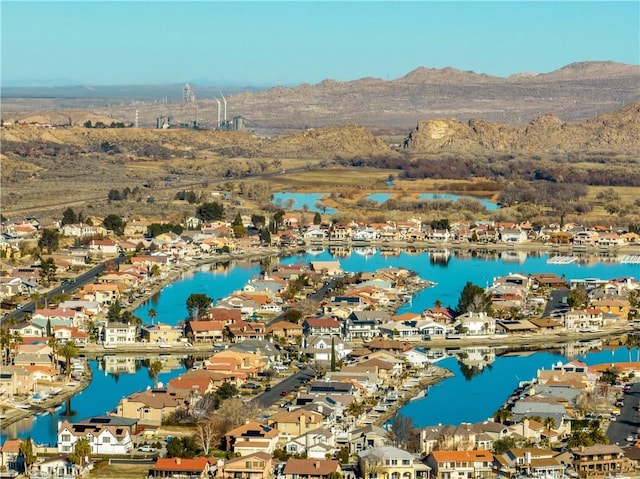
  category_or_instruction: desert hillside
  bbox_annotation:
[2,61,638,132]
[2,102,638,160]
[404,102,640,154]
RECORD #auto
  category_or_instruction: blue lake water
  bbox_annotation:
[1,359,186,445]
[3,249,638,444]
[367,193,392,203]
[272,193,336,215]
[399,345,636,427]
[418,193,500,211]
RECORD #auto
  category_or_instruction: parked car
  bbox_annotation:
[139,445,156,453]
[627,435,635,442]
[280,390,289,396]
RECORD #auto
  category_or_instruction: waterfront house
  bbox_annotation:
[310,261,342,276]
[81,283,123,307]
[0,366,32,395]
[455,312,496,336]
[114,387,185,426]
[562,308,604,331]
[358,446,426,479]
[185,320,225,342]
[571,444,630,478]
[378,321,421,342]
[149,457,215,479]
[217,452,272,479]
[102,322,137,346]
[494,447,565,478]
[425,449,494,479]
[283,458,341,479]
[140,323,184,344]
[226,320,266,342]
[224,421,279,456]
[57,417,134,455]
[0,438,23,473]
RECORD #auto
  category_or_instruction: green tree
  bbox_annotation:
[456,281,493,314]
[148,308,157,325]
[62,207,78,225]
[70,437,91,468]
[493,408,512,424]
[251,214,266,229]
[46,318,52,337]
[103,214,126,236]
[283,309,303,323]
[38,229,60,253]
[0,328,11,366]
[39,257,58,285]
[492,436,517,454]
[567,284,588,309]
[313,212,322,225]
[106,301,122,322]
[59,341,79,377]
[567,430,594,448]
[186,293,213,319]
[259,227,271,245]
[196,202,225,221]
[273,210,285,233]
[148,359,163,388]
[232,213,246,238]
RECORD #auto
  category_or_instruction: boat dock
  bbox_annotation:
[621,255,640,264]
[547,255,578,264]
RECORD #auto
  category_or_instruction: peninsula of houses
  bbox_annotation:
[2,212,640,479]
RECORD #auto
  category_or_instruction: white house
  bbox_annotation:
[303,335,352,362]
[57,418,133,455]
[102,322,137,346]
[456,312,496,336]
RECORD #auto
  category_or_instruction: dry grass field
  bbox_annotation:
[89,462,150,479]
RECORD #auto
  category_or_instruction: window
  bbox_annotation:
[402,460,411,466]
[63,446,71,452]
[102,437,111,444]
[61,434,70,442]
[391,460,397,465]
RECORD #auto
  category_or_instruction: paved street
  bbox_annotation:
[607,382,640,446]
[252,366,315,408]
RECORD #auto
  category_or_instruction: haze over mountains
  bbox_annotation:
[1,61,639,133]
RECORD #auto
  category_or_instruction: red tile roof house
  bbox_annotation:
[149,457,215,478]
[283,458,341,479]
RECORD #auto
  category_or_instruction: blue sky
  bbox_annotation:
[1,1,639,87]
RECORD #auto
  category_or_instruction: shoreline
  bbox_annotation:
[4,242,637,434]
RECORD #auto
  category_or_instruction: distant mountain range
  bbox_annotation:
[2,61,639,131]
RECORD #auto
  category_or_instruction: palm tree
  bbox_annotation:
[148,308,157,325]
[59,341,79,377]
[148,359,163,388]
[70,437,91,469]
[543,416,556,431]
[567,430,593,449]
[493,408,512,424]
[588,421,609,445]
[19,436,37,473]
[9,331,23,364]
[0,328,11,366]
[48,336,59,368]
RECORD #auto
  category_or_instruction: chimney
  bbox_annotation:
[176,458,181,465]
[315,461,320,469]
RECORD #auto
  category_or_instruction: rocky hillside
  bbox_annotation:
[403,101,640,154]
[2,62,638,132]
